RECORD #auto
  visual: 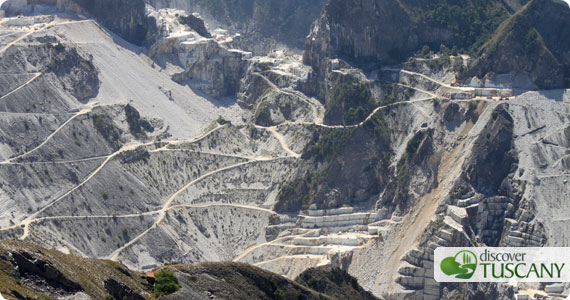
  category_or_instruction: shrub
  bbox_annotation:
[273,288,286,300]
[524,28,539,54]
[304,128,354,162]
[104,296,116,300]
[451,45,459,56]
[419,45,431,58]
[417,0,509,52]
[328,75,374,125]
[307,276,318,288]
[406,131,425,156]
[154,270,181,296]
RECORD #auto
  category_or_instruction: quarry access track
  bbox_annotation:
[0,124,234,236]
[107,156,292,261]
[252,72,323,123]
[0,102,98,164]
[0,72,43,101]
[0,19,96,55]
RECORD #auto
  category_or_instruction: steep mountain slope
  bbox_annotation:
[0,1,568,300]
[0,240,151,300]
[148,0,328,53]
[302,0,507,99]
[295,1,570,299]
[302,0,568,100]
[3,0,158,46]
[296,266,378,300]
[463,0,570,89]
[0,240,375,300]
[60,0,159,46]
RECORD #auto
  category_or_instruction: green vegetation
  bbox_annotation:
[104,296,116,300]
[363,114,392,167]
[467,0,570,89]
[305,128,354,163]
[0,241,151,300]
[417,0,509,54]
[328,75,374,125]
[395,129,433,206]
[395,158,411,203]
[306,276,318,288]
[276,110,392,212]
[154,270,181,297]
[350,276,359,289]
[295,266,376,300]
[273,288,286,300]
[275,170,327,211]
[405,130,427,156]
[477,13,516,58]
[451,45,459,56]
[255,101,272,126]
[378,83,409,106]
[419,45,433,58]
[523,27,540,54]
[92,114,121,148]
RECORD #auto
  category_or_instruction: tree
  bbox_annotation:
[451,45,459,56]
[419,45,431,57]
[273,288,286,300]
[154,270,181,296]
[440,44,450,56]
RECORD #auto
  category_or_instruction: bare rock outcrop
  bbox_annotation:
[148,9,251,97]
[55,0,159,46]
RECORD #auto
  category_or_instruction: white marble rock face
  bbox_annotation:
[0,1,569,299]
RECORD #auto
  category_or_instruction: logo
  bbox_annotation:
[435,247,570,283]
[440,250,477,279]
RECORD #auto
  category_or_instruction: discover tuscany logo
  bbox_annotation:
[440,250,477,279]
[435,247,570,283]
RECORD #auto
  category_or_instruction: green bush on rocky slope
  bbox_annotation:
[326,75,375,126]
[415,0,510,54]
[275,111,392,212]
[462,0,570,89]
[305,0,570,90]
[154,270,181,296]
[296,266,377,300]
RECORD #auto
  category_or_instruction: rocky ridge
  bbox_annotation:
[0,0,568,300]
[147,0,328,54]
[0,240,375,300]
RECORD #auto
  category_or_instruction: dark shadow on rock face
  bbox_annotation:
[71,0,158,47]
[442,102,464,132]
[148,0,328,51]
[537,89,565,102]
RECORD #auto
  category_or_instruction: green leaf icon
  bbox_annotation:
[440,250,477,279]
